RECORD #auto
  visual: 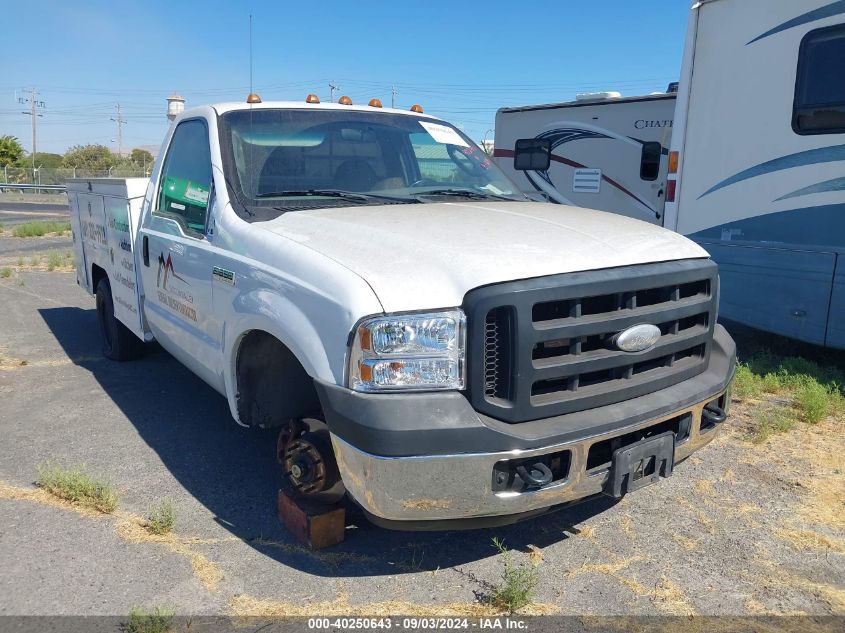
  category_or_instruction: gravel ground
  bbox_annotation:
[0,266,843,621]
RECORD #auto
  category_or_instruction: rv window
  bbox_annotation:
[514,139,551,171]
[639,142,662,181]
[794,24,845,135]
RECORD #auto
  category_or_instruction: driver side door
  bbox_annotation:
[138,118,223,387]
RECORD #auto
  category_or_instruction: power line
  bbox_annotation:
[110,103,126,157]
[18,88,45,169]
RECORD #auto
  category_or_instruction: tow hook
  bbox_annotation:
[492,450,570,493]
[702,403,727,426]
[515,462,554,488]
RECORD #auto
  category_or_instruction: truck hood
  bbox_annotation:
[261,201,708,313]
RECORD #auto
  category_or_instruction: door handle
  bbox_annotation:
[142,235,149,267]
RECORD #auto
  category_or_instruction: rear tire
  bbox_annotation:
[95,278,143,361]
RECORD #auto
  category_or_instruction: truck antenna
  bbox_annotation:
[249,14,253,95]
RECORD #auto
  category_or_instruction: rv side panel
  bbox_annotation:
[494,96,675,224]
[671,0,845,348]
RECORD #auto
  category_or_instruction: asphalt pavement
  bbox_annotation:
[0,200,69,226]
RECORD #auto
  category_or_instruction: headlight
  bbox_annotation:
[348,310,466,392]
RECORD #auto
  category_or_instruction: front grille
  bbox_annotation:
[465,259,718,423]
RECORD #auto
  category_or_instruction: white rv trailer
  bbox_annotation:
[664,0,845,349]
[493,90,676,224]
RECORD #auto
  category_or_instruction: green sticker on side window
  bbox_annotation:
[160,175,209,232]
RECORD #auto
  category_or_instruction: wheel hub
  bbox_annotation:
[284,437,330,494]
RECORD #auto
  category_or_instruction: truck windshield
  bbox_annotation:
[218,108,524,219]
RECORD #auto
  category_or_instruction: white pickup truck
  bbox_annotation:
[67,95,735,529]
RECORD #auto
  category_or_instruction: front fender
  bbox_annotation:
[222,289,346,426]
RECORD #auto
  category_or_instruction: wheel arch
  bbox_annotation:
[223,300,337,428]
[91,263,108,293]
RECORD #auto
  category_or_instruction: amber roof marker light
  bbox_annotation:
[306,94,320,104]
[338,95,353,105]
[368,98,383,108]
[410,104,424,113]
[246,93,262,104]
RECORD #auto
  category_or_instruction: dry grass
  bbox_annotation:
[0,350,27,369]
[1,479,224,592]
[226,593,559,618]
[0,250,74,273]
[116,517,223,592]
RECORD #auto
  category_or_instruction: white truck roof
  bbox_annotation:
[497,92,676,114]
[187,100,444,120]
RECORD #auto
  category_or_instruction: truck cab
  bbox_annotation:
[68,95,735,529]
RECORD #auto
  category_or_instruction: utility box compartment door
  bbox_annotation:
[103,195,143,337]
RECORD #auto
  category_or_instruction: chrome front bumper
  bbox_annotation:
[330,388,729,523]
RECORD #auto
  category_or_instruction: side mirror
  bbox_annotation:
[514,139,551,171]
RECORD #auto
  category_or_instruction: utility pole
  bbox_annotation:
[19,88,45,171]
[111,103,126,158]
[391,85,397,109]
[329,81,339,103]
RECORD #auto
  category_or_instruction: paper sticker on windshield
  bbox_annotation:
[419,121,469,147]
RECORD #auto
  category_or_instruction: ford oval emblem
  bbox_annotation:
[614,324,661,353]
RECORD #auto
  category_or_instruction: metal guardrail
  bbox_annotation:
[0,183,67,191]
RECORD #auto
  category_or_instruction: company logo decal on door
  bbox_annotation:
[156,252,197,322]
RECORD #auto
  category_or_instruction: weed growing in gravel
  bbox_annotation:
[0,268,10,278]
[751,407,795,444]
[35,462,119,513]
[16,256,23,266]
[146,500,176,535]
[124,606,175,633]
[733,352,844,441]
[13,220,71,238]
[29,255,40,266]
[488,537,538,613]
[46,251,63,271]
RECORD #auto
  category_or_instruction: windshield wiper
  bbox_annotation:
[256,189,415,203]
[412,188,522,201]
[256,189,369,200]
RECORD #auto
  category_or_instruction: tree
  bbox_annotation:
[129,148,154,169]
[129,147,155,174]
[0,135,24,167]
[18,152,63,169]
[62,144,118,171]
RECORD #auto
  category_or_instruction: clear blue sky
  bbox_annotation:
[1,0,691,156]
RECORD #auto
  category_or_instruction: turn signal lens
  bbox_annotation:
[338,95,353,105]
[668,151,679,174]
